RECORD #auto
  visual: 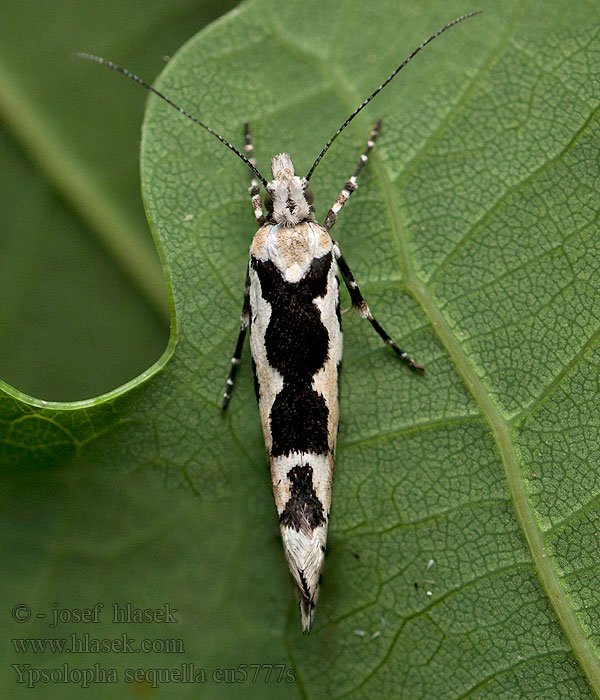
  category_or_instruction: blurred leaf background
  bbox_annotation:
[0,0,237,400]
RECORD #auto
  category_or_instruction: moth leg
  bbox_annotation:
[333,242,424,371]
[222,124,263,411]
[324,119,381,231]
[244,123,266,226]
[221,269,251,410]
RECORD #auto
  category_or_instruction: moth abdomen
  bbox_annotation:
[249,216,340,631]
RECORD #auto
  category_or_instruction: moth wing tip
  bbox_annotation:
[298,580,320,633]
[299,596,315,633]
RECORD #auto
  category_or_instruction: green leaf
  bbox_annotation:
[2,1,600,698]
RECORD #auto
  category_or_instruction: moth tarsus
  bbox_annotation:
[77,10,480,633]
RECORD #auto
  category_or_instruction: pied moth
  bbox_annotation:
[78,10,481,632]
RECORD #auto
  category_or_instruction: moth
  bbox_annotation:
[78,10,480,632]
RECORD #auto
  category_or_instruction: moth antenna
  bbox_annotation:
[305,11,482,182]
[74,53,269,188]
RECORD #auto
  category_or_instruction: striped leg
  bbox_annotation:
[324,120,381,231]
[222,124,265,411]
[244,123,265,226]
[333,242,424,371]
[221,270,251,410]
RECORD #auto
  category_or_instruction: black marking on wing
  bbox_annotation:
[251,357,260,401]
[252,253,331,378]
[270,383,329,455]
[279,464,326,533]
[251,253,334,457]
[298,568,311,599]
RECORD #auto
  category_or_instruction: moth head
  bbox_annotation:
[265,154,314,226]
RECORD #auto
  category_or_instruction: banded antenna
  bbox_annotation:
[75,53,269,187]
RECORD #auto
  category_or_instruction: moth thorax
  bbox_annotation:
[268,153,311,227]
